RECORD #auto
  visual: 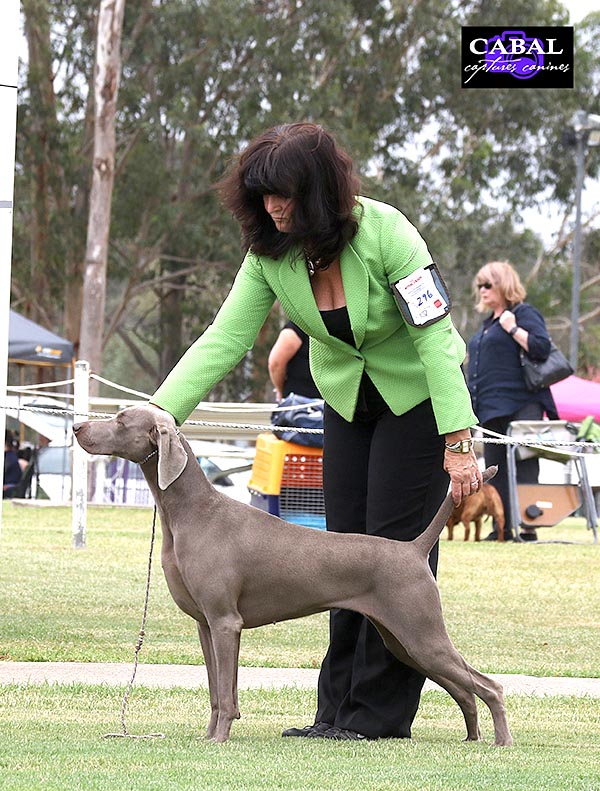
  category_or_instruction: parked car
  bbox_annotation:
[32,439,253,506]
[87,441,253,506]
[36,444,72,502]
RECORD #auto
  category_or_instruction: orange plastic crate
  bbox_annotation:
[248,433,323,495]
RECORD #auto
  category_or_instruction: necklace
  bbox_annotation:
[304,250,318,277]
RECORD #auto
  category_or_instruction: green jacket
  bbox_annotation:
[152,197,477,434]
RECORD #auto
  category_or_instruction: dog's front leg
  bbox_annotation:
[196,621,219,739]
[208,614,243,743]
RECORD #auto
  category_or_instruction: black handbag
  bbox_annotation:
[270,393,324,448]
[519,343,573,392]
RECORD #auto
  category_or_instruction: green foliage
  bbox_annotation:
[15,0,97,321]
[14,0,600,391]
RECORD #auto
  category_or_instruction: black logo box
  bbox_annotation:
[461,26,574,89]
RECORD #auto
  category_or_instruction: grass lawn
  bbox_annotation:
[1,686,599,791]
[1,503,599,791]
[1,503,598,676]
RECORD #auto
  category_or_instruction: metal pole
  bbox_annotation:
[569,131,586,370]
[72,360,89,548]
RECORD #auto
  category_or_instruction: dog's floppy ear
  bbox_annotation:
[155,425,188,490]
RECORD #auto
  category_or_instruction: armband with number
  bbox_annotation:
[391,263,452,328]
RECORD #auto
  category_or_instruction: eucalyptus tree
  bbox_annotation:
[79,0,126,390]
[17,0,97,343]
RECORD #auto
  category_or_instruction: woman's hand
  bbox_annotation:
[444,448,482,506]
[498,309,517,334]
[499,308,530,351]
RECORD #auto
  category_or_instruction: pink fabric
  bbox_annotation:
[550,375,600,422]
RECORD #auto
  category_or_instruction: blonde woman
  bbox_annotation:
[467,261,558,541]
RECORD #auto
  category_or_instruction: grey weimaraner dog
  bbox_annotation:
[73,404,512,746]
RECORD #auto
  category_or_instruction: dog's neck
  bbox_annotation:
[138,427,181,467]
[139,448,158,465]
[138,435,215,511]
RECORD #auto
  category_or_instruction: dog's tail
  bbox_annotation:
[412,466,498,556]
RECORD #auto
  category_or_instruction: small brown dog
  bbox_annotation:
[446,483,505,542]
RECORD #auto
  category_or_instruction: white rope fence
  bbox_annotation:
[3,362,599,548]
[4,399,600,449]
[3,399,600,451]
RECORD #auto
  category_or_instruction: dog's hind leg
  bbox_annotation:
[208,614,243,743]
[371,601,512,746]
[454,665,512,747]
[425,673,481,741]
[197,621,219,739]
[373,622,481,742]
[413,648,512,746]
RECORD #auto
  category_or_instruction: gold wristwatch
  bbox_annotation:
[444,439,473,453]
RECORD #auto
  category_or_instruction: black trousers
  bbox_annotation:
[482,401,544,535]
[315,399,448,738]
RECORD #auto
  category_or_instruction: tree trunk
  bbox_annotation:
[79,0,126,391]
[22,0,56,323]
[159,274,184,383]
[63,59,96,359]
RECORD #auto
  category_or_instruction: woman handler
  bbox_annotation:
[151,122,479,740]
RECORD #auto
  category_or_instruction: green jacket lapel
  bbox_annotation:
[276,254,329,341]
[276,244,369,351]
[341,241,369,349]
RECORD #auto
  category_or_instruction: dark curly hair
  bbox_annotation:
[217,123,361,269]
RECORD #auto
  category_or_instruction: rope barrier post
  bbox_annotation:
[72,360,90,548]
[0,0,19,544]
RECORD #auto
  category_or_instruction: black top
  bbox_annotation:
[320,306,387,418]
[282,321,321,399]
[467,302,558,424]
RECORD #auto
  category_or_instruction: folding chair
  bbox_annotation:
[506,420,598,544]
